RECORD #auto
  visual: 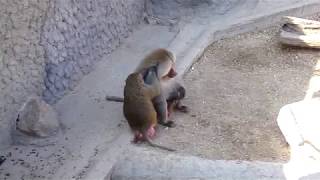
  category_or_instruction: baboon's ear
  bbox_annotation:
[157,59,172,78]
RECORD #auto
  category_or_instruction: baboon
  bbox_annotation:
[107,48,189,126]
[123,65,175,151]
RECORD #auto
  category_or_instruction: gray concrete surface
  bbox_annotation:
[1,0,320,180]
[110,148,286,180]
[278,99,320,180]
[110,148,320,180]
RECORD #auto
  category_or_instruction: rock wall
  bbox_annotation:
[0,0,145,148]
[146,0,213,19]
[42,0,145,104]
[0,0,49,147]
[145,0,240,21]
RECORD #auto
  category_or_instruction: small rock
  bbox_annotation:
[15,97,60,137]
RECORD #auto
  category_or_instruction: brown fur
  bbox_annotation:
[107,48,188,126]
[135,48,176,79]
[123,71,175,151]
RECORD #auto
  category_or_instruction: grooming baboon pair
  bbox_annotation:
[107,48,189,151]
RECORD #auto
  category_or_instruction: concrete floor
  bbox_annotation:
[1,0,320,179]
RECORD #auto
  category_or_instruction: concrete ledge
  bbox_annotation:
[172,1,320,76]
[110,149,285,180]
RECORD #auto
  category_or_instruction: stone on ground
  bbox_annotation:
[14,97,60,145]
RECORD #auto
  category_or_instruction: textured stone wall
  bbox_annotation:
[145,0,237,21]
[0,0,49,147]
[42,0,145,104]
[0,0,145,147]
[146,0,214,19]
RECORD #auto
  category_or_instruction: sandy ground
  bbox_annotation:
[157,25,320,162]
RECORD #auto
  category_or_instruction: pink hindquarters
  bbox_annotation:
[132,125,156,143]
[147,125,156,139]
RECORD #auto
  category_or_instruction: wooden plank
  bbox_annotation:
[279,16,320,48]
[282,16,320,35]
[282,23,320,35]
[283,16,320,27]
[279,30,320,48]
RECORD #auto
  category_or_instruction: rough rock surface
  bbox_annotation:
[145,0,241,21]
[41,0,145,104]
[13,96,61,146]
[0,0,49,148]
[16,97,60,138]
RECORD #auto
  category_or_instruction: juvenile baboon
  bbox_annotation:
[123,65,175,151]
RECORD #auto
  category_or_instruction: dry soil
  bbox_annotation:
[157,24,320,162]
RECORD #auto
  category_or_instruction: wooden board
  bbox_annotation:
[279,16,320,48]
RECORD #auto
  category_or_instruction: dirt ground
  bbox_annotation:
[157,25,320,162]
